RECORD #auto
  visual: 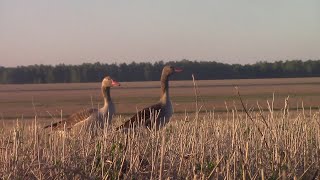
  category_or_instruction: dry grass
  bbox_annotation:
[1,98,320,179]
[1,77,320,179]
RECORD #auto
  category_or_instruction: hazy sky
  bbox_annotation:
[0,0,319,67]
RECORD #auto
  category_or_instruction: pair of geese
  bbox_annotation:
[44,65,182,133]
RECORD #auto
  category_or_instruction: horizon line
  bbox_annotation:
[2,58,320,68]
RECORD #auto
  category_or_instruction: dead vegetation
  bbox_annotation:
[1,97,320,179]
[1,78,320,179]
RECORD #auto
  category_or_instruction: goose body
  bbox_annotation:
[117,65,182,130]
[44,76,120,133]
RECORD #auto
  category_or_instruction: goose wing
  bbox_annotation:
[116,103,164,130]
[44,108,98,130]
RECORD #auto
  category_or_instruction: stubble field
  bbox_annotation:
[1,77,320,122]
[1,77,320,179]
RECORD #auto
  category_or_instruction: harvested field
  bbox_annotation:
[1,77,320,121]
[1,77,320,179]
[1,101,320,179]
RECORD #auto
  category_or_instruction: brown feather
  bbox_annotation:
[44,108,98,130]
[116,103,164,130]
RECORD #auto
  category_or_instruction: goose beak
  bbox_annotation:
[112,80,120,86]
[174,67,183,73]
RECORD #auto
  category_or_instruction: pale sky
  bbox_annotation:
[0,0,319,67]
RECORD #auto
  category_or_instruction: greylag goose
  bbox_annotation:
[44,76,120,132]
[116,65,182,130]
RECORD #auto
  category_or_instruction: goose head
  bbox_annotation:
[102,76,120,89]
[162,65,183,78]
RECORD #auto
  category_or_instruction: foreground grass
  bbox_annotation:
[1,102,320,179]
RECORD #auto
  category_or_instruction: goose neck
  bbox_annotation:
[160,76,169,103]
[102,87,111,105]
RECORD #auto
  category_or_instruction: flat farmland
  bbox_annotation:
[2,77,320,179]
[1,77,320,121]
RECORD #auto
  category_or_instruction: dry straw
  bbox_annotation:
[0,81,320,179]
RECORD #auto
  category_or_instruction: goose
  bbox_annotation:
[44,76,120,133]
[116,65,182,130]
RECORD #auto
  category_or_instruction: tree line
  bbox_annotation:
[1,59,320,84]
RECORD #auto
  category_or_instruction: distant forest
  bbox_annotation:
[1,59,320,84]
